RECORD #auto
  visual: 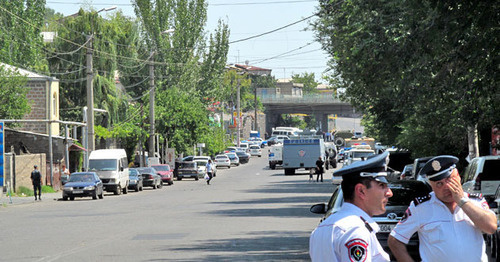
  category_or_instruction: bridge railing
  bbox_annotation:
[259,93,344,104]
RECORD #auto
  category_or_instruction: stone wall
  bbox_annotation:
[5,128,66,161]
[13,154,46,191]
[20,80,48,134]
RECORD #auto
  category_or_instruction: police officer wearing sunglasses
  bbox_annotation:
[388,155,497,262]
[310,151,393,262]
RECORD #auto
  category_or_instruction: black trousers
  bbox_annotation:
[316,172,323,182]
[33,184,41,198]
[206,172,213,184]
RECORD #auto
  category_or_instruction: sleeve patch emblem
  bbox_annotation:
[345,238,368,262]
[400,208,411,223]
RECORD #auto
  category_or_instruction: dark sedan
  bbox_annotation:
[62,172,104,201]
[128,168,143,192]
[235,151,250,164]
[310,179,431,261]
[137,167,163,189]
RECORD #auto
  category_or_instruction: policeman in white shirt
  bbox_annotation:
[310,151,393,262]
[388,155,497,262]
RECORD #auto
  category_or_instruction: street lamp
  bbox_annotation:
[148,28,175,159]
[87,5,117,155]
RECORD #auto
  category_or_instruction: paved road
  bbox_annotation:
[0,155,336,261]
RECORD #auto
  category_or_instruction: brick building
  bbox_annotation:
[1,63,60,135]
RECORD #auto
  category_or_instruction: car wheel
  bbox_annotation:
[177,177,182,181]
[237,163,240,166]
[62,196,68,201]
[135,185,139,192]
[92,189,98,200]
[123,184,128,194]
[195,176,199,181]
[70,196,75,201]
[139,185,143,191]
[168,181,173,185]
[228,166,231,169]
[113,185,121,195]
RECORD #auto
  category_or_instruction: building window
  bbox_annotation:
[276,88,281,94]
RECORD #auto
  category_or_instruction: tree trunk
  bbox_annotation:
[467,124,479,160]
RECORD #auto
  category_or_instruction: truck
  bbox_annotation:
[282,136,326,175]
[268,144,283,170]
[88,149,129,195]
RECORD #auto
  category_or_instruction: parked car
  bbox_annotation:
[400,164,414,180]
[239,143,250,153]
[137,167,163,189]
[214,154,231,169]
[266,136,279,147]
[249,145,262,157]
[412,156,434,181]
[462,155,500,204]
[194,156,216,176]
[177,161,199,180]
[194,159,209,178]
[224,147,237,153]
[225,152,240,166]
[62,172,104,201]
[151,164,174,185]
[128,168,143,192]
[310,180,432,261]
[235,151,250,164]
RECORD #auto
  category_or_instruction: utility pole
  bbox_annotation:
[254,86,258,131]
[86,34,95,153]
[237,79,241,147]
[149,51,155,159]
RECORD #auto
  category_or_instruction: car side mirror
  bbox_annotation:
[310,203,327,215]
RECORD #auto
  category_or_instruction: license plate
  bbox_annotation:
[378,224,395,233]
[73,190,83,194]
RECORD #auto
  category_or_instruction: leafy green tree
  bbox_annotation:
[0,66,30,119]
[0,0,47,71]
[292,72,319,94]
[313,0,499,157]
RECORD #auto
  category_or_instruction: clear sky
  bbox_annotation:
[45,0,329,82]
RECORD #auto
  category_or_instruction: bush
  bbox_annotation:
[42,185,56,193]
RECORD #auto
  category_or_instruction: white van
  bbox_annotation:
[88,149,129,195]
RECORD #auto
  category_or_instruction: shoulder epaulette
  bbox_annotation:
[359,216,373,232]
[467,193,483,199]
[414,194,431,206]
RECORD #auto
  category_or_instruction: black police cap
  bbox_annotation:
[334,151,390,184]
[418,155,458,181]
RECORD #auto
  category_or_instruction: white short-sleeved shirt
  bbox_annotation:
[390,192,493,262]
[310,203,390,262]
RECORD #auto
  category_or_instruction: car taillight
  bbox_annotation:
[149,175,154,179]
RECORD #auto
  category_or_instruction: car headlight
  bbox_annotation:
[63,187,73,191]
[84,186,95,190]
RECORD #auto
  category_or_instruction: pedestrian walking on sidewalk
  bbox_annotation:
[31,165,42,201]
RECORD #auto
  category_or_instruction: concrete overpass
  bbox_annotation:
[260,93,359,135]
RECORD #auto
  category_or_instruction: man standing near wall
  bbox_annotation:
[30,165,42,201]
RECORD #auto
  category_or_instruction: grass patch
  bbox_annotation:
[12,185,56,197]
[42,185,56,193]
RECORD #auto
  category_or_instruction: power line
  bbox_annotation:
[252,42,314,64]
[229,13,318,44]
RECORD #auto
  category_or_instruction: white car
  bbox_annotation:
[225,152,240,166]
[214,154,231,169]
[194,160,208,178]
[249,145,262,157]
[194,156,216,176]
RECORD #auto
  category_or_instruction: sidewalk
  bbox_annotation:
[0,191,62,206]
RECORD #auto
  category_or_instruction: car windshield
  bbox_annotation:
[196,160,208,166]
[250,146,259,149]
[216,156,227,160]
[69,174,94,182]
[352,152,375,159]
[129,169,138,176]
[137,168,154,174]
[181,162,196,168]
[88,159,117,171]
[236,152,246,156]
[152,165,170,171]
[387,182,431,206]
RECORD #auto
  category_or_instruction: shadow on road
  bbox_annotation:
[160,231,310,261]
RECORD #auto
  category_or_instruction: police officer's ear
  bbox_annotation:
[354,183,367,199]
